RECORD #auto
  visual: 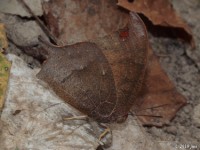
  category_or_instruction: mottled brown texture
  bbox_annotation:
[42,0,129,45]
[37,12,148,123]
[118,0,194,47]
[133,48,187,126]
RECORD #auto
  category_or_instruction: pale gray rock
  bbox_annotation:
[0,54,177,150]
[0,54,100,150]
[193,104,200,126]
[0,14,46,46]
[106,118,176,150]
[0,0,43,17]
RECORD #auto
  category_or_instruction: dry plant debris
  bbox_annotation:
[118,0,194,46]
[42,0,129,45]
[0,0,197,149]
[40,0,187,126]
[0,24,11,112]
[134,48,186,126]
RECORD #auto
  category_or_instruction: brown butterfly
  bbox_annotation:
[37,12,148,123]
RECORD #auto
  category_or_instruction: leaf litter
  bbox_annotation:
[0,23,11,113]
[0,0,198,149]
[118,0,195,47]
[41,0,186,126]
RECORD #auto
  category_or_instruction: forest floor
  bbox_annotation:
[0,0,199,149]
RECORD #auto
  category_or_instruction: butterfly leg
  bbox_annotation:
[98,123,111,141]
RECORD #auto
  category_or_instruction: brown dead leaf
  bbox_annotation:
[42,0,129,45]
[133,47,187,126]
[118,0,194,47]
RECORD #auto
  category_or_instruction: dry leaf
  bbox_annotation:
[0,53,11,111]
[133,48,187,126]
[0,24,8,49]
[42,0,129,44]
[118,0,194,46]
[0,24,11,112]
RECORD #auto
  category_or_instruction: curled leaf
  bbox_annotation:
[118,0,194,47]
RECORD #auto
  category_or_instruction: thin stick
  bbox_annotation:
[156,53,171,57]
[63,115,88,121]
[136,104,170,112]
[136,114,163,118]
[98,128,110,140]
[129,110,163,118]
[17,0,58,45]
